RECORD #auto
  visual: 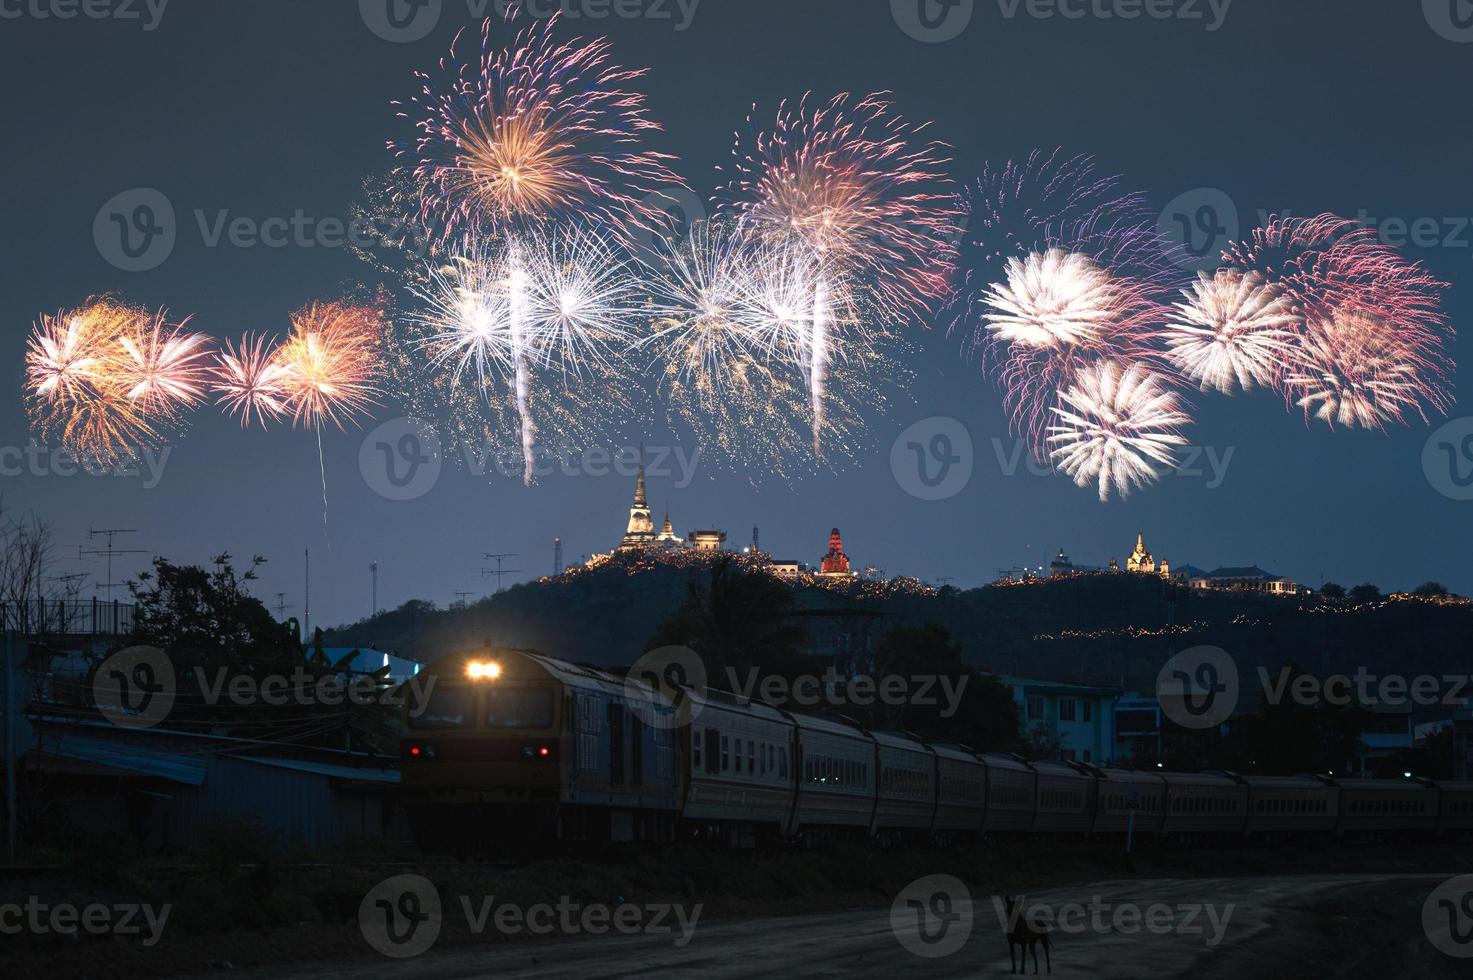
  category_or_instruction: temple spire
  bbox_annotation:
[633,444,647,509]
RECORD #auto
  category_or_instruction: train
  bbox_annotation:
[399,649,1473,847]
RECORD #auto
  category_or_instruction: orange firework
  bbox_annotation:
[274,300,386,430]
[24,297,206,465]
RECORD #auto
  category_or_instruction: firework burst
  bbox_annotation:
[722,92,956,452]
[391,9,683,243]
[1225,213,1454,426]
[24,298,209,465]
[1163,269,1299,394]
[1048,360,1192,501]
[212,333,288,428]
[275,301,385,430]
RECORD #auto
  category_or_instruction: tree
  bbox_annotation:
[868,624,1022,752]
[1319,582,1346,599]
[646,557,812,684]
[1348,583,1383,604]
[1221,665,1368,775]
[118,554,397,751]
[1413,581,1450,598]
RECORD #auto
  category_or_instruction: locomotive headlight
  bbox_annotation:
[466,660,502,680]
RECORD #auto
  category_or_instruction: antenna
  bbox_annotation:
[452,591,473,608]
[480,552,522,593]
[79,528,146,601]
[370,560,379,618]
[274,592,293,621]
[752,525,760,552]
[304,549,310,643]
[553,538,563,576]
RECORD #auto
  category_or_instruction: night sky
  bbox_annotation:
[3,0,1472,629]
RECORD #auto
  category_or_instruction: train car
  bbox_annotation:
[979,753,1036,833]
[681,691,797,846]
[787,713,877,840]
[401,649,679,843]
[1161,772,1249,837]
[931,743,986,841]
[1332,777,1439,837]
[1083,765,1165,836]
[1031,759,1093,834]
[871,732,937,842]
[1241,775,1338,838]
[1432,780,1473,838]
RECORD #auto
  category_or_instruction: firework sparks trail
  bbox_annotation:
[274,301,386,531]
[721,92,957,453]
[1225,213,1454,427]
[1163,269,1299,394]
[390,9,684,247]
[1047,359,1192,501]
[408,228,641,481]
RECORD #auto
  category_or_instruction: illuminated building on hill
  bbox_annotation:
[819,528,856,578]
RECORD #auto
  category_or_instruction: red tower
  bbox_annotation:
[820,528,850,575]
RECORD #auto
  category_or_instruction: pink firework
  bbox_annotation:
[391,9,684,243]
[1225,213,1454,427]
[112,310,213,413]
[721,92,957,452]
[981,248,1170,456]
[212,333,288,428]
[721,91,958,321]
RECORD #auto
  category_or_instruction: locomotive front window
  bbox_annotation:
[409,685,478,729]
[484,687,554,728]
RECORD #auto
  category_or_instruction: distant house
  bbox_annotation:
[1113,693,1163,763]
[1186,566,1298,595]
[1356,701,1414,775]
[1000,675,1121,765]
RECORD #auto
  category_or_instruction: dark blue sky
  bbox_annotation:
[3,0,1472,628]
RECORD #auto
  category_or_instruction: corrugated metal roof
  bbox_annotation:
[228,755,400,785]
[44,731,209,785]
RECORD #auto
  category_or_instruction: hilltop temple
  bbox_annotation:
[617,455,684,552]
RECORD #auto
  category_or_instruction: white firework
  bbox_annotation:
[1163,270,1299,394]
[524,225,641,379]
[1048,360,1192,501]
[410,238,518,392]
[642,221,765,385]
[1287,310,1421,429]
[982,249,1126,349]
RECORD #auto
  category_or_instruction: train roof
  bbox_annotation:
[871,731,935,754]
[1031,759,1089,779]
[788,712,870,739]
[1163,771,1245,788]
[683,688,789,724]
[977,752,1033,772]
[1083,766,1164,785]
[930,742,983,764]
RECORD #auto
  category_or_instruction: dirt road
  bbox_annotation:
[213,873,1468,979]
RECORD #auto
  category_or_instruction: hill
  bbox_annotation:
[323,556,1473,713]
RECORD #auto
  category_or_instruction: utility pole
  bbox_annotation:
[370,561,378,619]
[304,549,311,643]
[274,592,293,622]
[80,528,145,602]
[480,553,522,594]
